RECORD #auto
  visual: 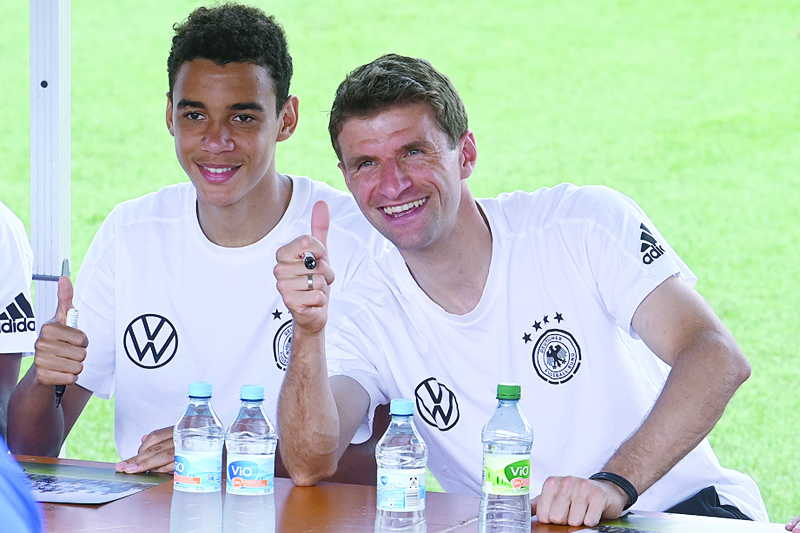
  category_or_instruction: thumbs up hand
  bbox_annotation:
[274,201,336,336]
[32,276,88,387]
[53,275,75,324]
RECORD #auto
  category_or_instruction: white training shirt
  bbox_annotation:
[74,176,387,461]
[0,201,36,354]
[326,183,767,521]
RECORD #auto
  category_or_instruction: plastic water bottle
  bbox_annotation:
[222,492,275,533]
[375,399,428,532]
[174,381,224,493]
[478,383,533,532]
[223,385,277,532]
[224,384,277,495]
[170,490,222,532]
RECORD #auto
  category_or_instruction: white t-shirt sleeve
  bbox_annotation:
[73,209,119,399]
[555,186,696,337]
[326,301,389,445]
[0,203,36,354]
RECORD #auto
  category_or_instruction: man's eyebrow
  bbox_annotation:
[402,140,434,152]
[344,154,370,170]
[176,99,205,110]
[174,100,265,112]
[230,102,264,112]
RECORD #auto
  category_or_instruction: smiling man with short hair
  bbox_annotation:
[8,4,386,476]
[275,54,768,527]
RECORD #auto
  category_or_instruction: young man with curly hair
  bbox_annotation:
[8,4,386,477]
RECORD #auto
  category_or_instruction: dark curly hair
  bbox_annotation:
[167,3,293,113]
[328,54,468,161]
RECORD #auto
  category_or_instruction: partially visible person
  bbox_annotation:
[787,515,800,532]
[0,436,42,533]
[0,200,36,440]
[275,54,768,527]
[7,4,386,477]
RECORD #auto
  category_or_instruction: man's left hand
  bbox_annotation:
[532,475,628,527]
[115,426,175,474]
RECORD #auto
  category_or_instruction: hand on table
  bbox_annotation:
[787,515,800,532]
[274,201,334,335]
[116,426,175,473]
[532,475,628,527]
[33,276,88,387]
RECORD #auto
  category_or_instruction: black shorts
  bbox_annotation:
[665,486,752,520]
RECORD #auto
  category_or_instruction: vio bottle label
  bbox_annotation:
[226,455,275,495]
[482,454,531,495]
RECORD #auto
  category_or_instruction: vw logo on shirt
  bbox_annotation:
[415,377,460,431]
[123,314,179,369]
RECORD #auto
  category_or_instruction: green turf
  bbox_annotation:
[2,0,799,522]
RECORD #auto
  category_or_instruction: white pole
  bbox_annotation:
[30,0,71,321]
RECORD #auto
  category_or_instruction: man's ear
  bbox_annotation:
[166,92,175,137]
[459,130,477,180]
[276,95,300,142]
[339,162,352,190]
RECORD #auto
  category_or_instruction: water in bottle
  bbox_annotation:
[222,385,277,532]
[478,383,533,533]
[224,384,277,496]
[223,492,275,533]
[375,398,428,532]
[170,489,222,533]
[173,381,224,493]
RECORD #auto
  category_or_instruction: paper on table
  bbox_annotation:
[579,512,781,533]
[20,460,170,504]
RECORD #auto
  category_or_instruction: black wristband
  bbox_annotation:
[589,471,638,510]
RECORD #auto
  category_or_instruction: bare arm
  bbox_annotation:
[8,365,91,456]
[0,353,21,440]
[277,334,369,485]
[7,276,92,456]
[603,275,750,492]
[274,201,371,486]
[535,276,751,526]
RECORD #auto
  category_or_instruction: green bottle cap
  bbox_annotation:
[496,383,521,400]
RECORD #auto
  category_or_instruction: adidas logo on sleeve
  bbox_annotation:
[0,293,36,334]
[639,223,666,265]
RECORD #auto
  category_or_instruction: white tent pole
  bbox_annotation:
[30,0,71,321]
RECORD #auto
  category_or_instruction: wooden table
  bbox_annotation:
[18,456,787,533]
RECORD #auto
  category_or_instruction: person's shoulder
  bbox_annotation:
[106,182,193,225]
[486,183,637,226]
[330,252,403,314]
[0,201,27,241]
[0,201,20,223]
[0,202,32,280]
[292,175,388,251]
[549,184,645,228]
[297,176,353,207]
[285,175,357,215]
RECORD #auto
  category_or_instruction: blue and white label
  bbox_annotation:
[376,467,426,511]
[226,454,275,495]
[174,451,222,492]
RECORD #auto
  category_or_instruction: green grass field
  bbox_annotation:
[1,0,798,522]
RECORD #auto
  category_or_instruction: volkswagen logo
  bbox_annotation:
[123,314,178,369]
[415,377,460,431]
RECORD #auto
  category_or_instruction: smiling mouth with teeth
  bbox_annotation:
[383,198,427,216]
[204,166,236,174]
